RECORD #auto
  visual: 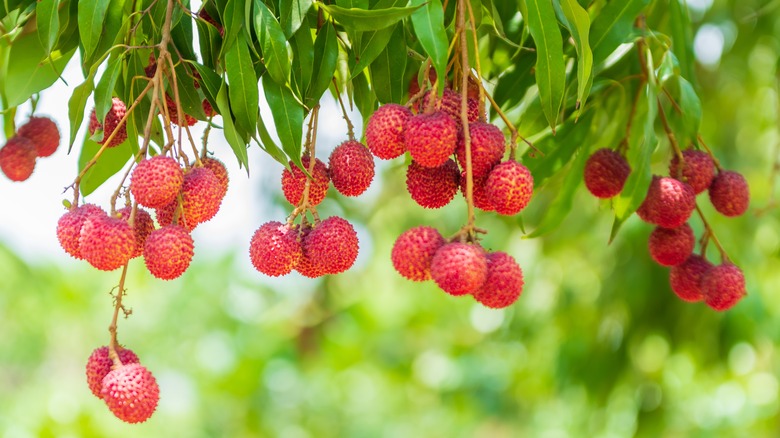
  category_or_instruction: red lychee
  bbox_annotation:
[79,215,136,271]
[406,159,460,209]
[281,156,330,206]
[669,149,715,194]
[583,148,630,199]
[143,225,194,280]
[249,221,302,277]
[117,207,156,259]
[424,88,479,126]
[648,223,695,267]
[637,176,696,229]
[295,224,327,278]
[202,99,218,117]
[144,54,157,78]
[472,252,524,309]
[669,254,712,302]
[430,242,488,296]
[328,140,375,196]
[177,166,223,226]
[365,103,412,159]
[165,95,198,126]
[16,116,60,157]
[391,226,445,281]
[201,156,229,199]
[456,122,505,178]
[0,137,36,181]
[708,170,749,217]
[303,216,359,275]
[86,346,140,398]
[485,160,534,215]
[404,111,458,168]
[88,97,128,148]
[702,263,746,311]
[56,204,106,259]
[130,155,183,209]
[101,363,159,424]
[461,171,495,211]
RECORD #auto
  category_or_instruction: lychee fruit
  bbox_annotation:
[144,54,157,78]
[295,224,327,278]
[365,103,412,159]
[701,263,746,311]
[648,223,695,267]
[472,252,524,309]
[281,156,330,206]
[88,97,128,148]
[179,166,223,226]
[56,204,106,259]
[143,225,194,280]
[202,99,218,117]
[0,137,36,181]
[79,215,136,271]
[130,155,183,209]
[669,149,715,194]
[430,242,488,296]
[425,88,479,126]
[101,363,159,424]
[406,159,460,209]
[391,226,445,281]
[328,140,375,196]
[249,221,302,277]
[117,207,156,259]
[637,176,696,229]
[485,160,534,215]
[461,171,495,211]
[16,116,60,157]
[201,156,229,200]
[456,122,505,178]
[583,148,631,199]
[708,170,749,217]
[165,95,198,126]
[86,346,140,398]
[404,111,458,168]
[303,216,359,275]
[669,254,712,302]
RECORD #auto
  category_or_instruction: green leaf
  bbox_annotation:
[36,0,60,54]
[215,82,250,171]
[171,13,198,61]
[77,137,132,196]
[558,0,593,112]
[589,0,649,66]
[352,71,376,126]
[77,0,111,64]
[172,60,207,121]
[318,3,422,31]
[306,23,338,107]
[253,0,290,85]
[85,0,126,70]
[410,0,448,92]
[290,18,314,97]
[525,0,565,133]
[256,111,290,166]
[189,61,222,109]
[263,75,304,167]
[492,53,536,112]
[280,0,312,38]
[669,0,695,85]
[225,33,258,136]
[221,0,244,55]
[94,54,122,122]
[67,72,97,151]
[4,33,75,107]
[370,24,407,104]
[669,76,701,147]
[350,26,395,77]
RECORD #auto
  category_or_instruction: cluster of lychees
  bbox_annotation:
[0,116,60,181]
[584,147,749,310]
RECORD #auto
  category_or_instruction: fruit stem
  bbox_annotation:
[163,54,202,167]
[332,78,356,141]
[458,0,476,237]
[108,262,130,369]
[621,81,645,154]
[464,0,486,122]
[656,99,686,179]
[695,204,730,262]
[406,60,432,110]
[290,106,321,224]
[696,134,723,172]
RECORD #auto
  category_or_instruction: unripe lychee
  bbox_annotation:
[461,171,495,211]
[304,216,359,275]
[637,176,696,229]
[130,155,183,209]
[201,156,229,200]
[101,364,159,424]
[669,254,712,302]
[117,207,156,259]
[328,140,375,196]
[391,226,445,281]
[708,170,749,217]
[456,122,505,178]
[249,221,302,277]
[86,346,140,398]
[583,148,630,198]
[648,223,695,267]
[295,224,327,278]
[485,160,534,215]
[143,225,194,280]
[472,252,524,308]
[56,204,106,259]
[79,215,136,271]
[701,263,746,311]
[669,149,715,194]
[406,159,460,208]
[430,242,488,296]
[88,97,128,148]
[0,137,36,181]
[16,116,60,157]
[165,95,198,126]
[281,156,330,206]
[404,111,458,168]
[365,103,412,159]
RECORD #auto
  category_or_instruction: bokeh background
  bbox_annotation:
[2,0,780,436]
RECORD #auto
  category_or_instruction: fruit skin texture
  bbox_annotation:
[303,217,359,275]
[57,204,106,259]
[101,363,159,424]
[249,221,302,277]
[404,111,458,168]
[472,252,524,309]
[117,207,156,259]
[461,171,495,211]
[86,346,139,398]
[430,242,488,296]
[456,122,505,178]
[0,137,36,181]
[79,215,136,271]
[365,103,412,159]
[669,255,712,302]
[89,97,128,148]
[406,159,460,209]
[669,149,715,194]
[584,148,630,199]
[708,171,749,217]
[143,225,194,280]
[159,166,222,229]
[637,176,696,229]
[165,95,198,126]
[702,263,746,311]
[281,157,330,206]
[485,161,534,215]
[391,226,445,281]
[17,116,60,157]
[201,156,229,199]
[425,88,479,126]
[130,155,183,209]
[328,140,375,197]
[648,223,695,267]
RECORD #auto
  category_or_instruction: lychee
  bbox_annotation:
[0,137,36,181]
[648,223,695,267]
[16,116,60,157]
[456,122,505,178]
[430,242,488,296]
[303,216,359,275]
[130,155,183,209]
[472,252,524,309]
[295,224,327,278]
[202,99,218,117]
[669,254,712,302]
[636,176,696,229]
[485,160,534,215]
[86,346,139,398]
[101,363,159,424]
[461,171,495,211]
[583,148,630,199]
[365,103,412,159]
[424,88,479,126]
[404,111,458,168]
[701,263,746,311]
[328,140,375,196]
[281,156,330,206]
[183,166,223,224]
[391,226,445,281]
[117,207,156,259]
[56,204,106,259]
[165,95,197,126]
[143,225,194,280]
[406,159,460,209]
[88,97,128,147]
[79,215,136,271]
[249,221,302,277]
[201,156,229,199]
[669,149,715,194]
[708,170,749,217]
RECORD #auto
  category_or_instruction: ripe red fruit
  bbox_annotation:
[669,254,712,302]
[328,140,375,196]
[0,137,36,181]
[56,204,106,259]
[143,225,194,280]
[461,171,495,211]
[117,207,156,259]
[669,149,715,194]
[430,242,488,296]
[365,103,412,159]
[79,215,136,271]
[88,97,128,148]
[144,54,157,78]
[404,111,458,168]
[295,224,328,278]
[391,226,445,281]
[86,346,139,398]
[456,122,505,178]
[281,156,330,206]
[249,221,302,277]
[304,217,359,275]
[708,170,749,217]
[201,156,229,200]
[425,88,479,126]
[16,116,60,157]
[406,159,460,209]
[637,176,696,229]
[472,252,524,309]
[165,95,198,126]
[101,364,159,424]
[583,148,630,198]
[202,99,218,117]
[130,155,183,209]
[648,223,695,267]
[702,263,746,311]
[178,166,223,226]
[485,160,534,215]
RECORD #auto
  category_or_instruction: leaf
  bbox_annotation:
[172,60,207,121]
[256,111,290,167]
[171,13,198,61]
[77,138,132,196]
[492,53,536,112]
[524,112,591,188]
[4,33,75,107]
[189,61,222,109]
[352,71,377,126]
[290,18,314,96]
[350,26,395,77]
[280,0,313,38]
[590,0,650,66]
[253,0,290,85]
[370,24,407,104]
[196,20,221,68]
[77,0,111,63]
[94,54,122,122]
[318,3,422,31]
[558,0,593,111]
[36,0,60,54]
[263,75,304,167]
[410,0,448,92]
[525,0,565,133]
[225,33,259,136]
[306,23,338,106]
[221,0,243,55]
[215,82,250,171]
[669,76,701,147]
[67,71,97,151]
[669,0,695,85]
[86,0,127,69]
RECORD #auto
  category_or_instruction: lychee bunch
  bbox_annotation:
[365,103,412,159]
[281,156,330,206]
[472,251,524,309]
[101,363,159,424]
[0,136,37,182]
[430,242,488,296]
[143,225,195,280]
[56,204,107,259]
[701,263,746,311]
[86,346,139,398]
[88,97,128,148]
[391,226,445,281]
[130,155,184,209]
[669,149,714,194]
[485,160,534,216]
[328,140,375,196]
[648,223,695,267]
[118,207,156,259]
[584,148,630,198]
[456,122,505,178]
[249,221,302,277]
[16,116,60,157]
[79,214,136,271]
[406,159,460,208]
[709,170,749,217]
[404,111,458,168]
[637,176,696,229]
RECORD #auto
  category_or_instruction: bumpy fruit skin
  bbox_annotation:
[406,159,460,209]
[472,252,524,309]
[143,225,194,280]
[0,137,36,181]
[249,221,302,277]
[101,364,159,424]
[201,157,229,199]
[430,243,488,296]
[328,140,375,197]
[461,171,494,211]
[485,161,534,215]
[130,155,183,209]
[80,215,136,271]
[176,166,223,227]
[281,157,330,206]
[702,264,746,311]
[648,223,695,267]
[57,204,106,259]
[304,217,359,275]
[391,226,445,281]
[88,97,128,148]
[404,111,458,168]
[669,255,712,302]
[456,122,505,178]
[583,148,630,199]
[117,207,156,259]
[17,116,60,157]
[425,89,479,126]
[669,149,715,194]
[86,346,139,398]
[295,224,328,278]
[165,95,198,126]
[637,176,696,229]
[365,104,412,159]
[708,171,749,217]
